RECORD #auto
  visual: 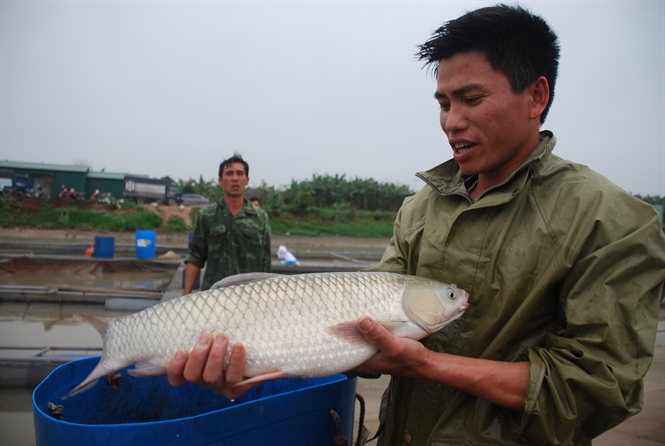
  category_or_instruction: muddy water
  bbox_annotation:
[0,302,137,445]
[0,270,173,290]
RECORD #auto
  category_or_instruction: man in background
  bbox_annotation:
[183,154,271,294]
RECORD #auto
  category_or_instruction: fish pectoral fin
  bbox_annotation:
[328,321,409,345]
[328,322,367,345]
[128,362,167,377]
[235,371,291,387]
[211,273,283,289]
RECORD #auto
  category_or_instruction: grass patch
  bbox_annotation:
[0,197,395,237]
[56,208,162,231]
[165,217,188,232]
[0,199,162,231]
[270,219,393,237]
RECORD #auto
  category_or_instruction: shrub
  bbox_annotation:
[165,217,188,232]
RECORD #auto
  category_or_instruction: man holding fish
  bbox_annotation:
[167,5,665,445]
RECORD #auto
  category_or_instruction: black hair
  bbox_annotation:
[417,4,560,123]
[219,153,249,178]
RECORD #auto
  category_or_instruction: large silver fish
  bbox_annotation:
[67,272,469,397]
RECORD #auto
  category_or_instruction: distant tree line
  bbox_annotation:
[175,174,664,220]
[634,194,665,206]
[175,174,415,216]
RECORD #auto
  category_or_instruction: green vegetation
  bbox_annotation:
[0,199,162,231]
[179,174,413,215]
[634,194,665,206]
[3,183,662,236]
[271,207,396,237]
[176,174,410,236]
[165,217,188,232]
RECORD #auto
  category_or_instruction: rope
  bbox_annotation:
[329,407,348,446]
[330,392,384,446]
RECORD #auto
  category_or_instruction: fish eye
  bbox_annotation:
[447,287,456,299]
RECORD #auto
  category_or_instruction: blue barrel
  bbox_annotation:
[135,230,156,259]
[33,357,357,446]
[93,236,115,258]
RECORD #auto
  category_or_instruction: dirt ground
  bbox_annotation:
[0,226,390,251]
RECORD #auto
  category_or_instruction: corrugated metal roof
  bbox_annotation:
[0,160,89,173]
[0,161,150,180]
[87,172,147,180]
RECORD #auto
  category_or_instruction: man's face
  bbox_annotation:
[435,51,542,182]
[218,162,249,198]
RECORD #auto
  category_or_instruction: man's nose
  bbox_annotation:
[443,105,468,133]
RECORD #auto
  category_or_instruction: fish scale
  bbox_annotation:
[66,272,469,398]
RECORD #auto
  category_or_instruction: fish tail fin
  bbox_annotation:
[63,314,112,399]
[62,360,113,399]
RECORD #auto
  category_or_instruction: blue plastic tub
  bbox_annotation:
[93,236,115,258]
[33,357,357,446]
[135,230,156,259]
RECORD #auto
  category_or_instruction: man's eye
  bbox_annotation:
[439,102,450,111]
[465,97,481,104]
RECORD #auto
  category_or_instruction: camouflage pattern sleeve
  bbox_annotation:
[257,207,272,273]
[184,207,211,269]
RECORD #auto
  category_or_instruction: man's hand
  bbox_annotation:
[350,317,530,412]
[349,317,431,378]
[166,334,255,400]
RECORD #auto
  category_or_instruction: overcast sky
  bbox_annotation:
[1,1,663,196]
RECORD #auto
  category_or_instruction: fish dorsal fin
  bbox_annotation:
[73,314,109,337]
[328,321,408,346]
[211,273,283,289]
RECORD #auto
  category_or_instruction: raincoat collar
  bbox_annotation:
[416,131,556,201]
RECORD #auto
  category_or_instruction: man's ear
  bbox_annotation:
[529,76,550,121]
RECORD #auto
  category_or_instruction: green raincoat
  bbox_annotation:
[185,199,271,290]
[375,132,665,445]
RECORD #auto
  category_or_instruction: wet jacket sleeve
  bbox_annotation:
[518,204,665,444]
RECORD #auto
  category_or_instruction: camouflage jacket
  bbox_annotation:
[185,199,272,290]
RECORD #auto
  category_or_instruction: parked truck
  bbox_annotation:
[0,171,41,198]
[123,176,182,206]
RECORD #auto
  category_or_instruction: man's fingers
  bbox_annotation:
[221,343,249,399]
[202,335,229,388]
[225,344,247,384]
[183,334,213,383]
[166,350,188,387]
[358,317,393,348]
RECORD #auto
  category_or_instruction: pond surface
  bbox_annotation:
[0,300,142,445]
